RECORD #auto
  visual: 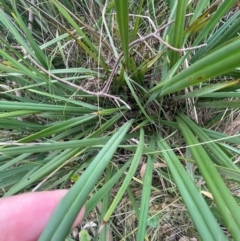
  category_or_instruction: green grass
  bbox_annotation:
[1,0,240,240]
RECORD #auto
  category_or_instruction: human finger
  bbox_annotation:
[0,190,85,241]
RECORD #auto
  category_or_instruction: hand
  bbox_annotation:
[0,190,85,241]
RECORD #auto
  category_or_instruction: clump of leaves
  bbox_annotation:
[1,0,240,240]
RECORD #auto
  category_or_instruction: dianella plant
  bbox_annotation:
[1,0,240,240]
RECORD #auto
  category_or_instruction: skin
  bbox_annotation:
[0,190,85,241]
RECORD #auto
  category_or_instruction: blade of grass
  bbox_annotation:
[114,0,129,67]
[157,136,227,241]
[204,128,240,146]
[0,134,137,156]
[0,8,39,63]
[216,165,240,183]
[201,92,240,98]
[127,187,140,219]
[137,138,154,241]
[179,114,238,170]
[149,37,240,96]
[0,101,94,113]
[38,120,133,240]
[130,0,144,42]
[28,89,99,110]
[4,147,86,196]
[169,0,188,67]
[0,153,32,171]
[0,50,42,80]
[192,0,236,51]
[0,110,41,118]
[102,128,144,224]
[85,160,131,216]
[11,7,49,68]
[176,80,240,98]
[191,10,240,59]
[177,114,240,240]
[198,100,240,109]
[99,165,113,241]
[184,0,220,37]
[188,0,210,25]
[19,115,95,142]
[191,0,238,62]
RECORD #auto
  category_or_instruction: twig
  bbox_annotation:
[21,15,205,109]
[102,19,206,92]
[25,53,131,109]
[28,0,35,32]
